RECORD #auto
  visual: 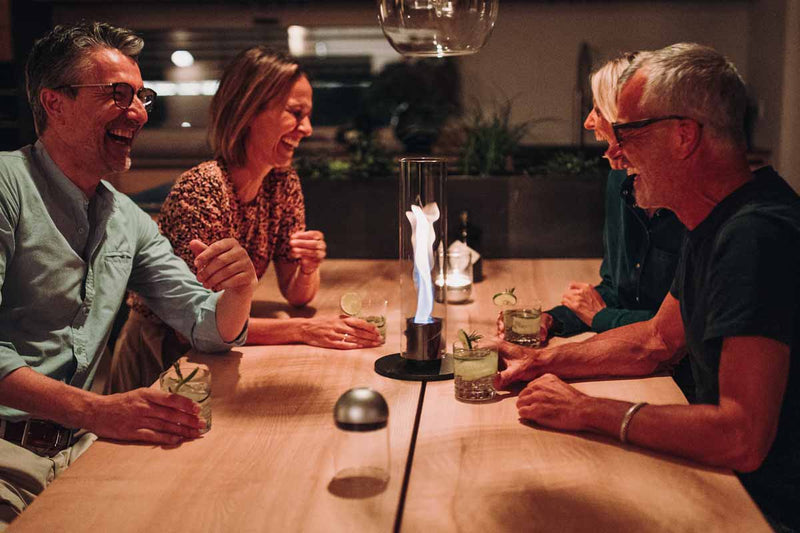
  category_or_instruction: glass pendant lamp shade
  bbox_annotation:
[377,0,499,58]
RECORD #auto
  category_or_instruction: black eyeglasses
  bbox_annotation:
[611,115,699,148]
[55,82,157,113]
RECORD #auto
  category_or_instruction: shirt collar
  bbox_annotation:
[620,172,637,206]
[689,166,792,240]
[32,140,113,207]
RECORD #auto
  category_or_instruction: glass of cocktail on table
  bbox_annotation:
[159,361,212,433]
[494,289,543,348]
[504,302,543,348]
[340,292,388,344]
[453,330,498,402]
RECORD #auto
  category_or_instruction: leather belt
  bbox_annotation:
[0,419,75,456]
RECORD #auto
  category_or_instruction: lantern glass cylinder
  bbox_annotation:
[399,157,447,362]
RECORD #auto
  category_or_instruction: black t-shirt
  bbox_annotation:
[670,166,800,530]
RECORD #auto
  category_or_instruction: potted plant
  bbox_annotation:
[457,99,530,176]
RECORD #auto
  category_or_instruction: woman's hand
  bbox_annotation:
[300,315,383,350]
[289,230,326,275]
[561,282,606,326]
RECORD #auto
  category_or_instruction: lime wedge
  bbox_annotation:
[339,292,362,316]
[457,329,472,349]
[492,290,517,307]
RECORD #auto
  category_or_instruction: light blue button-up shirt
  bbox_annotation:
[0,142,245,420]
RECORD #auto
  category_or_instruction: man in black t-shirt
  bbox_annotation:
[491,43,800,531]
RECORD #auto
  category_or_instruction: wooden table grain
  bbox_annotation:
[10,260,418,533]
[8,260,769,532]
[402,260,770,533]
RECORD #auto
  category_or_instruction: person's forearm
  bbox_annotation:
[245,317,307,345]
[284,267,319,307]
[579,398,762,472]
[591,307,655,332]
[520,320,676,380]
[216,286,255,342]
[0,367,97,429]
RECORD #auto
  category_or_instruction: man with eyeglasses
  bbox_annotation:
[492,43,800,531]
[0,22,257,525]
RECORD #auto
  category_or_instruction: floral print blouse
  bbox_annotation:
[130,159,305,321]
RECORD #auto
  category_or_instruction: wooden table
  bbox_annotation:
[8,260,769,532]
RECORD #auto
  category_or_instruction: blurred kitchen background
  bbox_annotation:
[1,0,798,258]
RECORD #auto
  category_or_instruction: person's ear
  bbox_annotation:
[675,119,702,159]
[39,88,67,126]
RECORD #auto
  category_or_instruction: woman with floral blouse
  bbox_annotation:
[107,47,381,392]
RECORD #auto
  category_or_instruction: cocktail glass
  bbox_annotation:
[159,363,212,434]
[360,296,388,344]
[503,303,542,348]
[453,342,498,402]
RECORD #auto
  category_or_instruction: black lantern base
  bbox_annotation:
[374,354,453,382]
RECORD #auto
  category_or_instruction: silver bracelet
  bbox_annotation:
[619,402,647,444]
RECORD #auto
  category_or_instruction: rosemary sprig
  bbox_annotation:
[170,361,199,394]
[466,331,483,348]
[458,329,483,349]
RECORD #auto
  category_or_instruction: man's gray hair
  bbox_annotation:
[619,43,747,146]
[25,21,144,135]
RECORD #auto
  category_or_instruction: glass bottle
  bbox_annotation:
[331,388,390,497]
[453,209,483,282]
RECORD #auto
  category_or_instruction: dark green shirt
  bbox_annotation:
[549,170,685,335]
[670,166,800,530]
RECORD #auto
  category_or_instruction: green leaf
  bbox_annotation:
[172,361,183,380]
[458,329,484,349]
[172,366,199,394]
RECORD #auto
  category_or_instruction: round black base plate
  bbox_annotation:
[374,354,453,382]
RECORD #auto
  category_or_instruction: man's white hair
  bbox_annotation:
[619,43,747,146]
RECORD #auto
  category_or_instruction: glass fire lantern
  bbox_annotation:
[377,0,499,58]
[375,157,452,381]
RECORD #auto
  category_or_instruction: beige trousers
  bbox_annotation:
[105,311,190,394]
[0,433,96,530]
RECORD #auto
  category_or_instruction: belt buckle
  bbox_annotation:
[20,419,73,456]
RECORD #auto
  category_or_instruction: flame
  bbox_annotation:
[405,201,440,323]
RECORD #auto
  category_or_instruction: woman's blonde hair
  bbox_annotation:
[209,46,304,168]
[590,52,638,123]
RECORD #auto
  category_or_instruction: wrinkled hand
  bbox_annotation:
[90,388,205,445]
[495,311,552,345]
[190,238,258,294]
[516,374,589,432]
[561,282,606,326]
[484,336,544,390]
[301,315,383,350]
[289,230,326,274]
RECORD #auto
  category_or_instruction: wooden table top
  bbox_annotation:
[8,259,769,532]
